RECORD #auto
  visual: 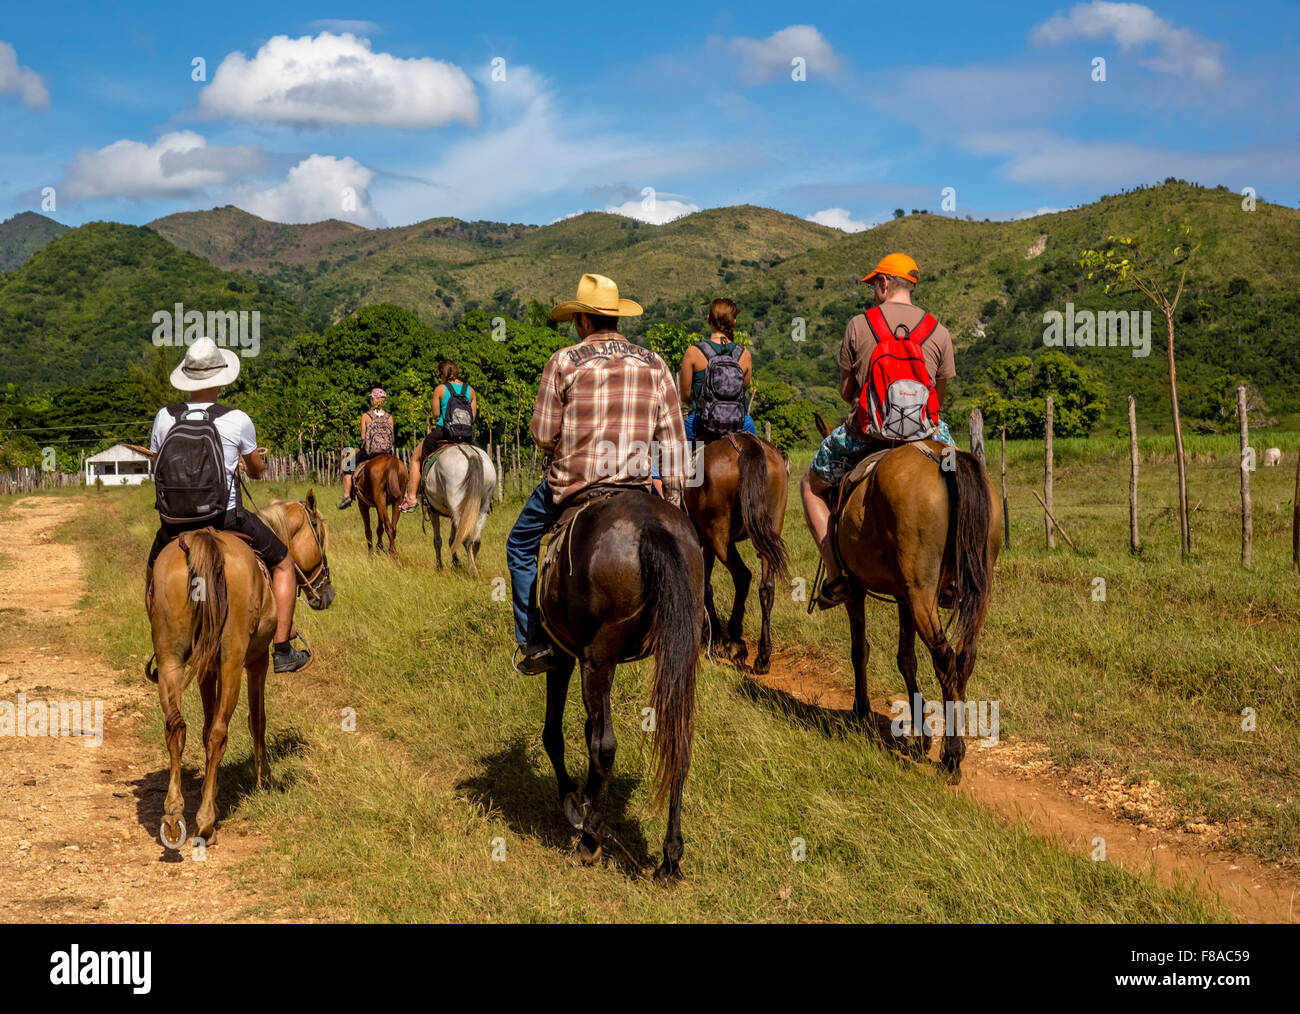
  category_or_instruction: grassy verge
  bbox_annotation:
[59,473,1229,922]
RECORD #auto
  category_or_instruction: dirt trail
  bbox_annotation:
[0,496,283,923]
[741,649,1298,924]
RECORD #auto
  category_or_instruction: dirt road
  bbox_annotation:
[746,649,1298,923]
[0,496,282,923]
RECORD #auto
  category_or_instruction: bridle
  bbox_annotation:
[291,501,332,608]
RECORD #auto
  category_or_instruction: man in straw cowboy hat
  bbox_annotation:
[146,336,311,673]
[506,273,690,675]
[801,252,957,610]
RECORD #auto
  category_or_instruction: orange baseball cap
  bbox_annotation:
[861,252,920,285]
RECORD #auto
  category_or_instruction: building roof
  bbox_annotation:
[85,443,153,464]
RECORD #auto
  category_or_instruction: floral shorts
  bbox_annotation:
[809,419,954,484]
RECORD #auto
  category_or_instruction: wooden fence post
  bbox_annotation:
[1238,386,1252,567]
[999,426,1009,548]
[1128,396,1140,553]
[1044,395,1055,550]
[765,420,771,442]
[1293,449,1300,571]
[968,409,985,467]
[495,444,504,503]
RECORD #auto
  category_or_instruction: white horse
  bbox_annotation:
[419,443,497,573]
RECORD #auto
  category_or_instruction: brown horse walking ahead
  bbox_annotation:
[537,488,704,879]
[146,494,334,846]
[356,452,407,555]
[684,433,789,674]
[818,417,1001,781]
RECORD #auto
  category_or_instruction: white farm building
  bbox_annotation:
[83,443,153,486]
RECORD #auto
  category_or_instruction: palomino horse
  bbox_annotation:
[537,488,704,879]
[685,432,789,674]
[418,442,496,573]
[355,452,407,555]
[817,415,1001,781]
[146,493,334,846]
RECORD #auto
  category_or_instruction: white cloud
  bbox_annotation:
[1032,2,1224,85]
[605,197,699,225]
[234,154,381,226]
[714,25,839,86]
[806,207,869,232]
[63,131,263,199]
[198,32,477,128]
[0,41,49,110]
[1012,206,1065,220]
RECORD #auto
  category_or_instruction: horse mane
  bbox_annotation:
[257,501,294,545]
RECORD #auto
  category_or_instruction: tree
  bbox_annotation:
[974,351,1107,438]
[1080,226,1199,558]
[893,209,905,219]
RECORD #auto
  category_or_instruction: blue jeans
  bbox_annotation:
[506,480,562,646]
[683,413,757,441]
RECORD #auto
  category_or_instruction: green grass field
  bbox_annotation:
[43,432,1300,921]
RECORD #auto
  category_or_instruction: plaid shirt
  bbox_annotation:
[530,331,689,505]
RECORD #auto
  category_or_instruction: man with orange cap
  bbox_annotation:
[801,252,956,609]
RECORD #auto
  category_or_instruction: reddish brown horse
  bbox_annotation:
[684,433,788,674]
[538,488,704,879]
[355,453,407,555]
[146,494,334,846]
[817,413,1001,782]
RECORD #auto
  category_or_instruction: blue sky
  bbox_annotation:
[1,0,1297,232]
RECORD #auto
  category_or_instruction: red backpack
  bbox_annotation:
[855,306,941,441]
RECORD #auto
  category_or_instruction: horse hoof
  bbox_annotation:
[753,656,771,676]
[940,756,963,784]
[577,840,602,865]
[563,792,589,830]
[196,826,217,846]
[159,816,186,851]
[654,859,682,882]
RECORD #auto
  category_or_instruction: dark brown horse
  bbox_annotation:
[146,494,334,846]
[684,433,788,674]
[356,452,407,555]
[537,488,704,879]
[815,415,1001,781]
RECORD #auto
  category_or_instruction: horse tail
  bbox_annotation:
[450,449,484,555]
[183,530,229,680]
[640,522,698,811]
[736,436,788,581]
[945,450,994,655]
[385,456,405,502]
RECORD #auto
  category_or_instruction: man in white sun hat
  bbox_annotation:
[147,336,311,673]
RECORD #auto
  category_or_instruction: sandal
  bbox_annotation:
[399,496,419,514]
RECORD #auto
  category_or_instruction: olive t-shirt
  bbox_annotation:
[838,303,956,402]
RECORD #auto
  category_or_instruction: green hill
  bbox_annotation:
[0,222,310,391]
[0,211,70,272]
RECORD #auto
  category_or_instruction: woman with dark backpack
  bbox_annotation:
[338,388,394,509]
[678,298,758,443]
[401,360,478,512]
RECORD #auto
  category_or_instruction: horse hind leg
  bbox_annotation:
[907,592,964,781]
[754,549,776,675]
[896,601,925,758]
[156,654,188,849]
[194,651,243,843]
[576,655,616,864]
[722,550,751,667]
[246,649,269,790]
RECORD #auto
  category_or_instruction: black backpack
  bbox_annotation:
[696,341,746,438]
[154,403,235,525]
[443,382,474,442]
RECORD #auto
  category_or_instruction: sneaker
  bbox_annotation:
[514,642,560,675]
[337,496,353,510]
[815,575,852,611]
[273,643,312,673]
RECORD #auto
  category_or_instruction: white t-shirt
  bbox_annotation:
[151,402,257,512]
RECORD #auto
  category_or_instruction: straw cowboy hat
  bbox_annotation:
[170,336,241,391]
[550,273,643,323]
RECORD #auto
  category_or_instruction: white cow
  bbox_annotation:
[1264,447,1282,468]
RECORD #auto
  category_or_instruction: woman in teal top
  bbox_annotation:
[402,360,478,511]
